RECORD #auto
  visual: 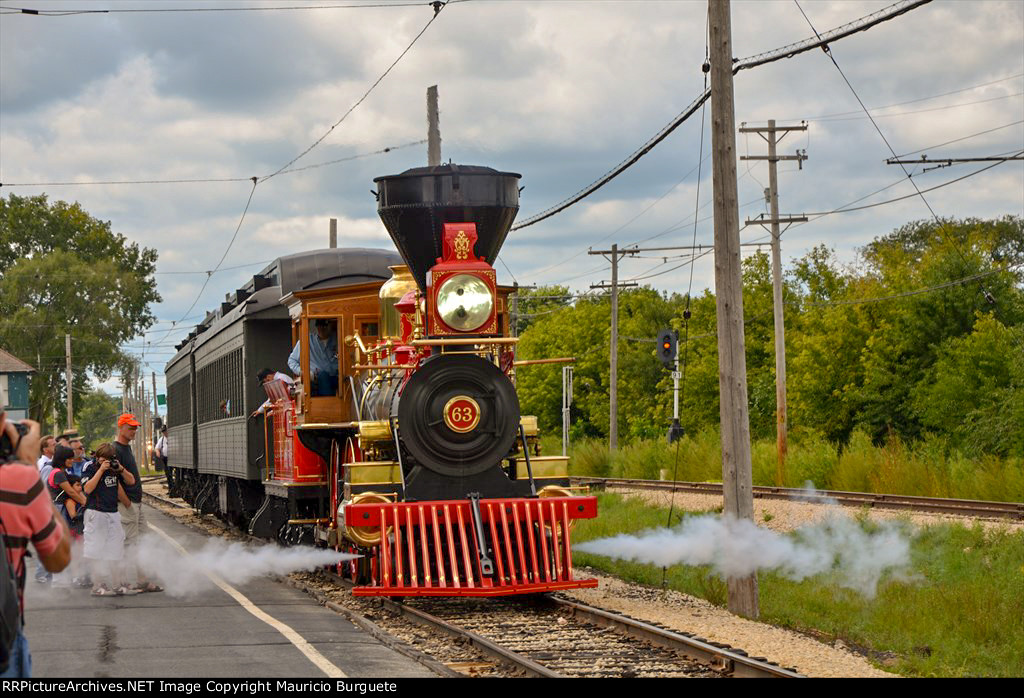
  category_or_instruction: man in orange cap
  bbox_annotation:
[114,413,162,593]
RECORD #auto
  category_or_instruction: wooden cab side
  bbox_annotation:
[284,281,384,425]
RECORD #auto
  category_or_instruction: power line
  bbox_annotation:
[802,149,1023,217]
[892,120,1024,159]
[521,155,711,281]
[807,91,1023,123]
[0,139,426,188]
[155,260,273,275]
[510,0,932,232]
[794,1,943,223]
[795,71,1024,121]
[260,3,446,181]
[151,180,259,349]
[0,2,436,16]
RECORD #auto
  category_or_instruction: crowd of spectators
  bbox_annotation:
[1,410,162,677]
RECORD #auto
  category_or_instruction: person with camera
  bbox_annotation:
[1,408,71,677]
[81,442,139,596]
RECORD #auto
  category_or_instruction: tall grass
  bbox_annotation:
[559,428,1024,502]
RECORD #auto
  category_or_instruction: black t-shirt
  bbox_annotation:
[114,441,142,503]
[83,461,129,513]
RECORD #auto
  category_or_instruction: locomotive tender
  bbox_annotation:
[164,164,598,596]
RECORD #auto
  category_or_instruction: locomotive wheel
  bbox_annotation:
[395,354,519,477]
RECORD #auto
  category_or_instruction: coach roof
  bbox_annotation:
[276,247,401,298]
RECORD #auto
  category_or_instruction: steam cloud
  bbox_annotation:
[135,538,359,597]
[575,506,912,597]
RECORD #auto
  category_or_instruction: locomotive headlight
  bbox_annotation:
[436,274,493,331]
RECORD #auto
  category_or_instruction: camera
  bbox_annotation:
[0,419,29,464]
[109,458,123,472]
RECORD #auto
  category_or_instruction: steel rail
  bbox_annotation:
[382,594,562,678]
[546,596,804,678]
[573,477,1024,520]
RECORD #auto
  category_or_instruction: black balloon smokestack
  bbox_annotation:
[374,163,522,290]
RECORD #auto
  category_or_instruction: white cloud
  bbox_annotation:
[1,0,1020,351]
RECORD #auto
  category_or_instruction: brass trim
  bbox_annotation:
[263,481,328,487]
[520,416,539,438]
[297,422,358,430]
[346,460,401,485]
[343,492,394,546]
[357,420,393,443]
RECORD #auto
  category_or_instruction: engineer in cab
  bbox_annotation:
[287,318,339,397]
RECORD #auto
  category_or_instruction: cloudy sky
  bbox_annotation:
[1,0,1022,399]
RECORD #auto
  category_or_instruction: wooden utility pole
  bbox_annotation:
[709,0,758,618]
[427,85,441,166]
[329,218,337,249]
[65,333,73,430]
[589,245,638,452]
[740,120,807,485]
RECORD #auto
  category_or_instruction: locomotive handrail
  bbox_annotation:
[513,357,575,367]
[351,364,412,370]
[410,337,519,346]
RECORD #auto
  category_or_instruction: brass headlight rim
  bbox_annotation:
[436,273,493,332]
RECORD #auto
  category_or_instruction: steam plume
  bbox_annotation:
[135,538,359,597]
[575,509,912,597]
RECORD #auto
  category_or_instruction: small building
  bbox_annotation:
[0,348,35,421]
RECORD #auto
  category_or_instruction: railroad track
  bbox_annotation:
[142,486,803,678]
[323,574,802,678]
[573,477,1024,520]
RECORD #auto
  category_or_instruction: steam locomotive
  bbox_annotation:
[164,164,598,596]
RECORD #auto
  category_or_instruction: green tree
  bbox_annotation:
[0,194,160,431]
[517,288,683,441]
[912,314,1024,456]
[852,218,1024,441]
[75,386,122,450]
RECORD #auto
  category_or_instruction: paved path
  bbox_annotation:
[22,503,436,678]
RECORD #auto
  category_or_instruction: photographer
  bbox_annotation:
[1,408,71,677]
[81,443,139,596]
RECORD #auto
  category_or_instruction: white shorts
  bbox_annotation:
[83,509,125,561]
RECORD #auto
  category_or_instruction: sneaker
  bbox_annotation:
[92,585,117,597]
[72,577,91,588]
[116,585,143,596]
[34,573,51,585]
[134,583,164,593]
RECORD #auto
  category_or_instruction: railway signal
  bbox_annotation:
[657,328,677,369]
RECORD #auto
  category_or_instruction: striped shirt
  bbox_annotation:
[1,461,64,608]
